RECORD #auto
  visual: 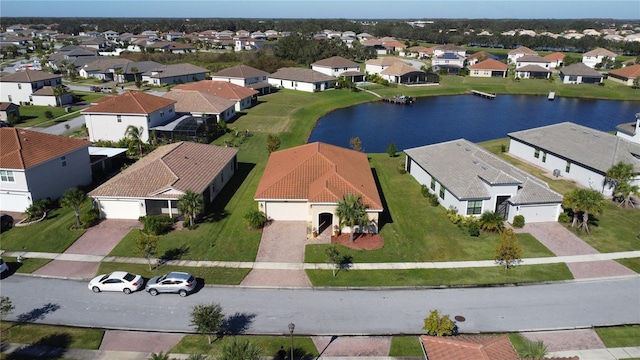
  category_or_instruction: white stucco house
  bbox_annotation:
[508,122,640,196]
[582,47,617,68]
[89,142,238,219]
[173,80,258,111]
[82,91,177,143]
[558,63,603,84]
[0,128,92,212]
[254,142,383,235]
[141,63,208,86]
[405,139,563,223]
[311,56,362,77]
[514,55,552,79]
[268,67,337,92]
[210,64,271,95]
[607,65,640,86]
[507,46,538,64]
[364,57,407,76]
[0,70,72,106]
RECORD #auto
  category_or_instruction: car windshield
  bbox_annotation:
[123,273,136,281]
[100,274,109,282]
[187,276,195,283]
[157,275,167,282]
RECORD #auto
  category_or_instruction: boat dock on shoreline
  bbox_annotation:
[471,90,496,99]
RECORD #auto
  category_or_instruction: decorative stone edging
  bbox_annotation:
[14,212,47,227]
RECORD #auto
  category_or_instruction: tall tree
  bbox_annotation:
[563,188,605,234]
[60,187,87,228]
[124,125,144,156]
[495,228,522,273]
[0,296,14,320]
[135,230,158,270]
[606,161,634,194]
[615,181,640,208]
[422,309,455,336]
[336,193,369,242]
[178,190,204,228]
[190,303,224,344]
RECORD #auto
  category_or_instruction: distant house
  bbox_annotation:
[514,55,552,79]
[210,64,271,95]
[0,128,92,212]
[432,44,466,58]
[431,52,467,74]
[0,102,20,121]
[507,46,538,64]
[149,41,195,54]
[508,122,640,196]
[174,80,259,111]
[543,52,565,68]
[607,64,640,86]
[419,335,521,360]
[559,63,603,84]
[405,139,563,223]
[268,67,337,92]
[465,51,497,66]
[469,58,508,78]
[311,56,364,82]
[78,58,132,81]
[364,57,407,75]
[162,90,236,122]
[405,46,433,59]
[82,91,177,143]
[90,142,238,219]
[582,47,617,68]
[0,70,71,106]
[254,142,383,235]
[381,62,430,84]
[141,63,208,85]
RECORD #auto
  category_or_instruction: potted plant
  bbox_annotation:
[333,225,340,237]
[312,227,318,238]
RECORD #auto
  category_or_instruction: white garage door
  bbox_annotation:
[0,193,32,212]
[99,199,141,219]
[265,202,309,221]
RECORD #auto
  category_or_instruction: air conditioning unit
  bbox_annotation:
[553,169,561,177]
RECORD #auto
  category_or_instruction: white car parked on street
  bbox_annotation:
[88,271,144,294]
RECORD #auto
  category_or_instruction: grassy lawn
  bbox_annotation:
[389,336,424,356]
[616,258,640,273]
[306,263,573,287]
[0,204,89,253]
[13,105,80,128]
[170,335,319,357]
[0,322,104,350]
[568,201,640,253]
[96,262,250,285]
[2,256,51,274]
[595,325,640,347]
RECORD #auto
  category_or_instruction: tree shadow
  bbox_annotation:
[0,259,22,279]
[202,162,255,222]
[314,335,339,359]
[160,245,189,261]
[16,303,61,323]
[221,312,256,335]
[5,333,71,360]
[371,168,393,229]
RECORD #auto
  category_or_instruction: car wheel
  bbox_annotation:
[92,286,100,293]
[123,288,132,294]
[149,289,158,296]
[179,290,187,297]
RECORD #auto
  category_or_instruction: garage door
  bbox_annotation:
[265,202,309,221]
[98,199,141,219]
[0,193,32,212]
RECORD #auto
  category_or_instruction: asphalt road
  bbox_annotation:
[2,276,639,335]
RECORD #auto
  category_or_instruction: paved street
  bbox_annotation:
[2,276,639,335]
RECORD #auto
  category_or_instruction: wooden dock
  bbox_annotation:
[383,95,414,105]
[471,90,496,99]
[548,91,556,100]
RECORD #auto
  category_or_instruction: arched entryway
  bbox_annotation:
[318,212,333,234]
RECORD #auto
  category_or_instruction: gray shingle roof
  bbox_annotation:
[270,67,336,83]
[559,63,603,77]
[508,122,640,173]
[311,56,359,68]
[212,64,269,79]
[405,139,562,204]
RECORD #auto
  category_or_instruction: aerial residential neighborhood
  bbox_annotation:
[0,12,639,360]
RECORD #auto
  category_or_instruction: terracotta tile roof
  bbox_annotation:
[174,80,258,100]
[419,335,519,360]
[269,67,337,83]
[162,90,236,114]
[81,91,176,115]
[0,128,89,170]
[470,58,508,71]
[381,62,424,76]
[544,52,565,61]
[384,41,408,49]
[212,64,269,79]
[311,56,360,69]
[608,64,640,79]
[89,142,238,198]
[467,51,492,60]
[255,142,383,211]
[0,69,61,83]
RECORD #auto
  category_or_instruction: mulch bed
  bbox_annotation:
[331,233,384,250]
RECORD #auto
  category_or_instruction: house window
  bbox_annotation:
[473,70,479,75]
[17,84,22,90]
[7,95,11,102]
[169,108,173,113]
[160,111,164,117]
[0,170,15,182]
[466,200,482,215]
[565,161,571,173]
[569,75,578,82]
[534,148,540,158]
[542,152,547,163]
[117,115,121,123]
[439,185,446,199]
[430,177,436,191]
[220,170,224,182]
[29,96,33,102]
[61,156,67,167]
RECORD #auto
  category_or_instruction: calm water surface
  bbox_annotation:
[308,95,640,152]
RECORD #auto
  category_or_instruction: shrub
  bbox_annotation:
[479,211,505,232]
[24,198,54,221]
[558,212,571,223]
[139,215,175,235]
[422,309,456,336]
[243,210,267,230]
[80,207,100,228]
[44,110,54,120]
[467,222,480,237]
[512,215,525,228]
[500,144,507,152]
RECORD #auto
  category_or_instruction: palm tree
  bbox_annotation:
[562,190,581,228]
[336,193,369,242]
[564,188,605,234]
[124,125,144,156]
[218,337,261,360]
[52,85,66,106]
[478,211,504,233]
[60,187,87,228]
[615,181,639,208]
[178,190,204,227]
[605,162,634,196]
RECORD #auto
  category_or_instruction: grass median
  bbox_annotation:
[170,335,320,357]
[96,262,250,285]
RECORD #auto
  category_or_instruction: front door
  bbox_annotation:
[318,213,333,234]
[495,196,510,219]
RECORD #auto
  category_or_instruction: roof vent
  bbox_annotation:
[465,147,471,152]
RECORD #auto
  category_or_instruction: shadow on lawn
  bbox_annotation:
[202,162,255,223]
[4,333,72,360]
[371,168,393,230]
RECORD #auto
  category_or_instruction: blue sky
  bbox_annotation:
[1,0,639,19]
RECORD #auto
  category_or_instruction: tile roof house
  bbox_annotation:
[508,121,640,196]
[90,142,238,219]
[582,47,617,68]
[141,63,208,86]
[607,64,640,86]
[544,52,565,68]
[311,56,362,78]
[268,67,337,92]
[0,70,71,106]
[432,44,467,58]
[380,62,429,84]
[405,139,563,223]
[0,128,92,212]
[162,90,237,122]
[559,63,603,84]
[507,46,538,64]
[210,64,271,94]
[432,52,467,73]
[78,58,132,81]
[466,51,498,66]
[254,142,383,235]
[469,58,508,78]
[365,57,407,76]
[0,102,20,122]
[173,80,259,111]
[419,335,520,360]
[82,91,177,142]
